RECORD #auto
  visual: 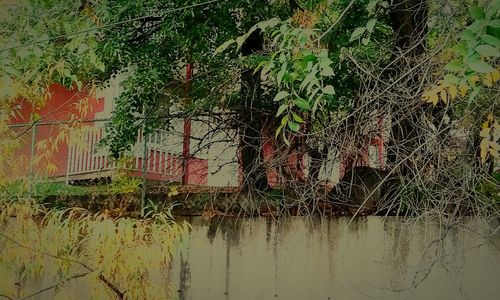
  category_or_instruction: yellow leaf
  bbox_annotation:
[480,138,489,163]
[480,127,491,137]
[490,148,499,159]
[422,89,434,100]
[459,84,468,97]
[487,112,494,122]
[167,185,179,197]
[439,90,447,103]
[429,93,439,106]
[491,70,500,82]
[483,73,493,87]
[470,75,480,85]
[448,85,458,100]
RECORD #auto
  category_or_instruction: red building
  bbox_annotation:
[8,81,385,188]
[9,82,209,186]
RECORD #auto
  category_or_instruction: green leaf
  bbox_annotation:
[317,49,328,58]
[292,113,304,123]
[460,29,476,41]
[236,35,248,49]
[261,61,275,76]
[467,20,486,32]
[445,59,463,72]
[279,52,286,63]
[299,34,308,46]
[367,0,378,12]
[453,42,468,56]
[443,74,459,84]
[273,91,290,102]
[278,61,288,84]
[277,69,286,86]
[312,95,322,115]
[283,132,290,146]
[468,60,495,73]
[276,123,285,138]
[481,34,500,47]
[320,66,334,76]
[287,121,300,132]
[276,104,288,117]
[280,115,288,126]
[489,19,500,28]
[300,64,318,91]
[476,44,500,57]
[349,27,366,42]
[467,86,480,106]
[213,39,235,56]
[322,85,335,95]
[469,6,485,20]
[303,54,317,62]
[293,98,311,110]
[310,87,321,99]
[272,32,282,44]
[257,17,280,31]
[276,116,289,138]
[70,74,78,84]
[253,60,268,74]
[366,19,377,33]
[96,61,105,72]
[319,57,333,69]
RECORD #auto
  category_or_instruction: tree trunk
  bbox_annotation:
[239,29,270,192]
[389,0,428,56]
[387,0,428,171]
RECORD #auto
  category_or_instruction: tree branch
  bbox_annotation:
[19,272,90,300]
[0,232,125,299]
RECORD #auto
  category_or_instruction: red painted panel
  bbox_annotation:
[9,84,105,179]
[262,136,280,187]
[186,158,208,185]
[11,84,104,124]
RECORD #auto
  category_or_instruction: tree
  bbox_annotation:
[2,0,499,214]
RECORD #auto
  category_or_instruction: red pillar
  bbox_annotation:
[182,63,192,185]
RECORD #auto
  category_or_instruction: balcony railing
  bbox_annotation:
[66,126,183,181]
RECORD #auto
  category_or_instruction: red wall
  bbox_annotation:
[10,84,104,178]
[8,83,209,185]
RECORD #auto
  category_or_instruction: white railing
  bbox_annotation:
[66,127,114,176]
[66,126,183,179]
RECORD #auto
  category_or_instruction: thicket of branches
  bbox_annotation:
[0,0,499,219]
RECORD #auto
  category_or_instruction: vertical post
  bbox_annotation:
[65,142,71,185]
[182,62,192,185]
[377,115,385,169]
[28,122,36,198]
[141,105,148,217]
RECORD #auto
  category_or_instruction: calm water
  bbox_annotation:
[169,216,500,300]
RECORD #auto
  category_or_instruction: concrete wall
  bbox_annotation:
[169,217,500,300]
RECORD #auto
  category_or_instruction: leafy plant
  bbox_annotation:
[108,157,141,194]
[480,113,500,163]
[214,9,372,143]
[0,200,191,299]
[423,3,500,106]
